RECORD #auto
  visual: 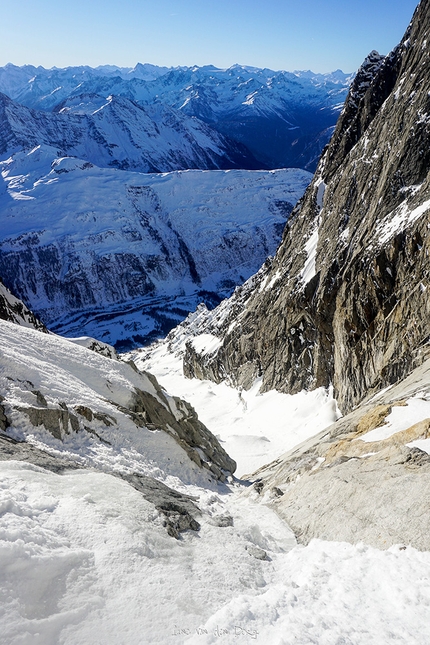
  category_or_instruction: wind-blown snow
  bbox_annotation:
[4,458,428,645]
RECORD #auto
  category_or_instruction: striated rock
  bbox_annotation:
[126,373,237,480]
[0,432,81,473]
[182,0,430,414]
[15,372,236,481]
[66,337,119,360]
[245,357,430,551]
[210,514,234,527]
[20,405,80,440]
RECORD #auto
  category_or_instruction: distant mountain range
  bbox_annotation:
[0,63,352,171]
[1,62,342,346]
[0,91,260,173]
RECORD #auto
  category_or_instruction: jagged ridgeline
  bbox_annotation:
[183,0,430,414]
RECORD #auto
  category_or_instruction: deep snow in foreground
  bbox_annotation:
[2,461,430,645]
[1,323,430,644]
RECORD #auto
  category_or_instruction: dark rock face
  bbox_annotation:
[183,0,430,414]
[0,279,47,331]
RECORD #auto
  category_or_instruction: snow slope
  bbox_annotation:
[130,338,341,477]
[1,319,429,644]
[0,146,311,347]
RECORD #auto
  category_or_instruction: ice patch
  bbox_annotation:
[190,334,223,356]
[377,195,430,245]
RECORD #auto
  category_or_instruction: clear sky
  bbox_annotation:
[1,0,419,73]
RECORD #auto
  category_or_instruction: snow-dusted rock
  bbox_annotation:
[247,356,430,551]
[0,319,235,484]
[0,279,47,331]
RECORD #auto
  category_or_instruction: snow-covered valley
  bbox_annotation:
[0,146,311,348]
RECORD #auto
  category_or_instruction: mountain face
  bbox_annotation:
[0,63,352,171]
[0,279,47,331]
[0,146,311,347]
[0,92,260,172]
[129,0,430,552]
[178,0,430,416]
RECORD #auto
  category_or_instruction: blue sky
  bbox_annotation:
[1,0,419,73]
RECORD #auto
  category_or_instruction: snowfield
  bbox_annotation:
[1,455,430,645]
[0,320,429,644]
[131,339,341,477]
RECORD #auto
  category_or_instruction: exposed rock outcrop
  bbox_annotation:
[1,316,236,483]
[246,357,430,551]
[116,374,236,480]
[0,278,47,331]
[183,0,430,414]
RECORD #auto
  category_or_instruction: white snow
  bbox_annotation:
[359,395,430,443]
[0,63,351,117]
[300,223,320,285]
[0,320,219,488]
[190,334,223,356]
[377,195,430,245]
[298,177,325,286]
[407,438,430,455]
[316,178,326,209]
[1,320,430,643]
[132,342,341,477]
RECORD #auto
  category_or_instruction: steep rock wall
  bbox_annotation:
[184,0,430,413]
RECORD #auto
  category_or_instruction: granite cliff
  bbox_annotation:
[183,0,430,415]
